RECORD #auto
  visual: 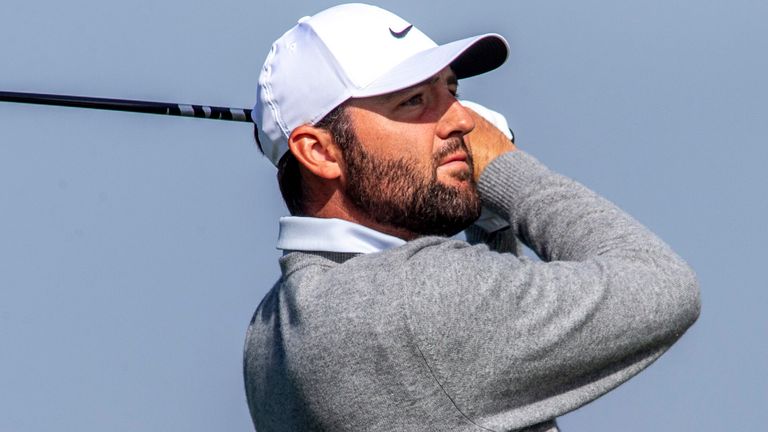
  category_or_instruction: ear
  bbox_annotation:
[288,125,342,180]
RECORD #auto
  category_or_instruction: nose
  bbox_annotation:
[435,97,475,140]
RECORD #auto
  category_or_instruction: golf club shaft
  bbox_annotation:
[0,91,252,123]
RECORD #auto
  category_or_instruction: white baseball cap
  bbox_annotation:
[253,3,509,165]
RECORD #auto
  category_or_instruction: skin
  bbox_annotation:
[287,67,516,240]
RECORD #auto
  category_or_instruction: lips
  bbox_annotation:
[438,151,468,167]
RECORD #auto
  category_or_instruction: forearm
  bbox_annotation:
[480,151,686,263]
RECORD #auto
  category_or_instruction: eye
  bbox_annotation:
[399,93,424,107]
[449,83,460,97]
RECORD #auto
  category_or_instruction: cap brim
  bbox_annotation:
[353,33,508,98]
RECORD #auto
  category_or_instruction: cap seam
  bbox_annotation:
[261,45,290,140]
[305,23,354,125]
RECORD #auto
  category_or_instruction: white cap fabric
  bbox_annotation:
[254,3,509,165]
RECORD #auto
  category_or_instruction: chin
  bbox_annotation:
[438,171,473,187]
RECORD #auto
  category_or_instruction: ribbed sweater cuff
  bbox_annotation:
[476,151,550,221]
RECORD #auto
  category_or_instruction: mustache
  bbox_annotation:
[433,137,472,166]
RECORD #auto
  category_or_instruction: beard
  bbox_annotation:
[341,135,482,238]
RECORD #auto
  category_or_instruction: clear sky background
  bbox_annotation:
[1,0,765,430]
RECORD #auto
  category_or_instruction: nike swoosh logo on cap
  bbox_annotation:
[389,24,413,38]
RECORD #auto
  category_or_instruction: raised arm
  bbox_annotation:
[404,111,700,429]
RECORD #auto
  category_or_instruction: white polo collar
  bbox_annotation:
[276,216,407,254]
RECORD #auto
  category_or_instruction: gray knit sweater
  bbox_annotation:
[243,151,700,431]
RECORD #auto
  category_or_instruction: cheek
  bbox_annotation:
[379,126,439,165]
[349,109,438,164]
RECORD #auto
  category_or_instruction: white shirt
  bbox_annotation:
[276,208,508,255]
[277,216,406,254]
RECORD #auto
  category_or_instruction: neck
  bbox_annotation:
[303,185,417,241]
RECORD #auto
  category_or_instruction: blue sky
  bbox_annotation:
[1,1,765,430]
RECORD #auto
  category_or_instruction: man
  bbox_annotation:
[244,4,700,431]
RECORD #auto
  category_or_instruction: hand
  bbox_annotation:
[463,107,516,182]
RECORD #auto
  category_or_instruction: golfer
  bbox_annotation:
[243,4,700,431]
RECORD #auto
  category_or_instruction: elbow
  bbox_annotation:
[684,266,701,326]
[667,262,701,333]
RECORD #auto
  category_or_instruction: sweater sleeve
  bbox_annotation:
[404,151,700,430]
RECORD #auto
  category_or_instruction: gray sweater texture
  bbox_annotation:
[243,151,700,431]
